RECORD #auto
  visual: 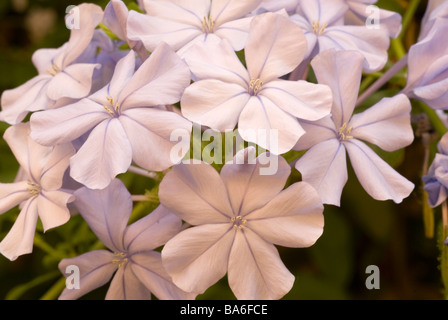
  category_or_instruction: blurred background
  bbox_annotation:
[0,0,444,300]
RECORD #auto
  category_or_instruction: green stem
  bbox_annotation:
[33,233,66,260]
[399,0,421,41]
[40,277,67,300]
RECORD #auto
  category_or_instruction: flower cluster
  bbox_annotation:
[1,0,448,300]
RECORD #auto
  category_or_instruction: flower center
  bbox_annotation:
[46,64,60,76]
[27,181,41,196]
[112,252,129,268]
[103,96,120,116]
[249,78,263,96]
[338,123,353,140]
[201,16,214,33]
[312,20,328,36]
[231,216,247,230]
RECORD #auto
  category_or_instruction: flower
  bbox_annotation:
[58,178,195,300]
[0,3,104,125]
[423,133,448,208]
[126,0,262,56]
[290,0,391,72]
[30,43,192,190]
[181,12,332,154]
[294,49,414,206]
[403,22,448,110]
[159,148,324,299]
[0,123,75,260]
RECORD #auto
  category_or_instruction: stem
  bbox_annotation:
[356,54,408,106]
[128,165,158,179]
[398,0,421,41]
[40,277,67,300]
[34,233,66,260]
[131,195,149,202]
[417,102,448,137]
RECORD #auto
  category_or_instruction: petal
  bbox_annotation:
[106,265,151,300]
[0,75,52,125]
[293,116,337,151]
[107,50,136,100]
[29,99,110,146]
[349,94,414,152]
[215,17,253,51]
[246,182,324,247]
[296,139,347,206]
[299,0,348,26]
[144,0,209,26]
[39,143,75,190]
[159,161,234,225]
[69,118,132,189]
[32,47,63,75]
[228,228,294,300]
[161,223,234,294]
[260,79,332,121]
[181,79,249,131]
[0,181,31,214]
[131,251,196,300]
[73,178,132,252]
[46,63,100,101]
[120,108,192,171]
[210,0,261,25]
[238,96,305,154]
[220,153,291,216]
[103,0,130,41]
[344,139,414,203]
[119,42,191,109]
[245,12,307,81]
[346,0,402,38]
[183,39,250,87]
[124,205,182,252]
[4,123,51,183]
[318,25,389,72]
[126,10,202,52]
[60,3,104,67]
[311,49,365,127]
[37,190,73,232]
[58,250,117,300]
[0,198,38,261]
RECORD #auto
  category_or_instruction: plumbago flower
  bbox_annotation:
[181,12,333,154]
[423,133,448,208]
[290,0,391,73]
[159,148,324,299]
[294,49,414,206]
[0,3,103,125]
[403,21,448,110]
[30,43,192,190]
[58,179,195,300]
[126,0,262,57]
[0,123,74,261]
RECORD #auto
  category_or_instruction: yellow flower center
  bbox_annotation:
[201,16,214,33]
[46,64,60,76]
[338,123,353,140]
[27,181,41,196]
[249,78,263,95]
[103,96,120,116]
[312,20,328,36]
[112,252,129,268]
[231,216,247,230]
